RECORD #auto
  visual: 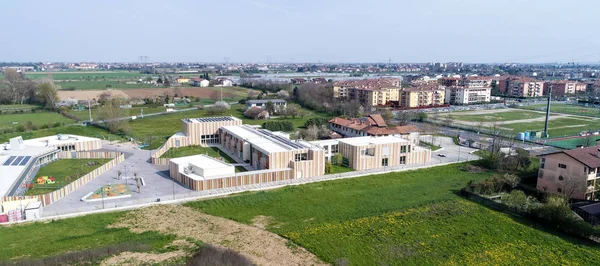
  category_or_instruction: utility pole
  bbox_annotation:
[543,78,553,138]
[88,99,92,122]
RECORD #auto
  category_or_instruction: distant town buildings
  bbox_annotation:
[544,80,587,96]
[498,77,545,97]
[333,78,402,106]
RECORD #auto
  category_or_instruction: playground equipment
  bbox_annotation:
[35,176,56,185]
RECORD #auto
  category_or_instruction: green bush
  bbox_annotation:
[262,121,294,132]
[325,161,333,174]
[331,153,343,166]
[304,117,329,128]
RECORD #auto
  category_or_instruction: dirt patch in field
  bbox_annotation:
[100,250,187,266]
[122,88,236,100]
[251,215,273,229]
[57,89,130,101]
[109,204,326,266]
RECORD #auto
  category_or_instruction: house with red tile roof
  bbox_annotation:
[537,146,600,200]
[329,114,421,145]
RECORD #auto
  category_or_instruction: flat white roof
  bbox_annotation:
[338,136,409,146]
[183,116,241,124]
[0,145,56,197]
[171,154,235,181]
[221,125,297,154]
[22,134,100,147]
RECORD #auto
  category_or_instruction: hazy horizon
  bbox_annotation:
[2,0,600,64]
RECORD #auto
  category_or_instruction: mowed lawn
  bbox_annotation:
[161,146,246,172]
[0,211,175,261]
[25,158,111,195]
[443,110,547,122]
[500,117,600,137]
[0,112,75,130]
[186,164,600,265]
[520,103,600,118]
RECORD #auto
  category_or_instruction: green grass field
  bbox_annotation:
[66,105,192,121]
[25,159,111,195]
[131,104,324,149]
[520,104,600,118]
[500,117,600,138]
[0,211,175,261]
[545,135,600,149]
[0,104,41,113]
[56,81,160,90]
[186,164,600,265]
[329,164,354,174]
[0,112,75,130]
[161,146,246,172]
[444,110,548,122]
[0,125,123,143]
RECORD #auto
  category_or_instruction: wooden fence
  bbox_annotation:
[1,152,124,207]
[151,134,192,165]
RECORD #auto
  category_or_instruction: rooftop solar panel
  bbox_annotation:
[3,156,16,166]
[11,156,24,166]
[19,156,31,166]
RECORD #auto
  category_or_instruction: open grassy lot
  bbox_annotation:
[500,117,600,138]
[0,104,41,113]
[443,110,547,122]
[23,71,150,80]
[25,158,111,195]
[66,105,191,121]
[0,125,123,143]
[0,112,75,130]
[520,103,600,118]
[329,164,354,174]
[187,164,600,265]
[0,211,175,261]
[161,146,246,172]
[131,104,325,149]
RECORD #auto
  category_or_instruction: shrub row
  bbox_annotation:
[262,121,294,132]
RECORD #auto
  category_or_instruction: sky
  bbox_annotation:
[1,0,600,63]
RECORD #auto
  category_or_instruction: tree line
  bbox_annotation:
[0,69,58,109]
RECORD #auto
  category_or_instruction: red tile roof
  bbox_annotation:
[329,114,420,136]
[563,146,600,168]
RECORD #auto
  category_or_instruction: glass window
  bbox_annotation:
[558,163,567,169]
[382,158,388,167]
[540,158,545,169]
[401,146,407,153]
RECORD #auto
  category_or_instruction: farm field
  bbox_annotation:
[520,103,600,118]
[187,164,600,265]
[442,110,547,122]
[161,146,247,172]
[57,81,158,90]
[25,159,111,196]
[66,105,191,121]
[499,117,599,138]
[0,112,75,130]
[0,211,175,261]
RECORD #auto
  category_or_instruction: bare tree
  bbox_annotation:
[561,175,586,199]
[97,97,129,134]
[1,69,36,104]
[395,110,412,126]
[582,134,596,147]
[36,81,59,110]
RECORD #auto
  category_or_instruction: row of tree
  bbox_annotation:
[0,69,58,109]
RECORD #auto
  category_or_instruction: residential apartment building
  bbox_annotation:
[329,114,421,145]
[537,146,600,200]
[498,77,544,97]
[544,80,587,96]
[444,87,491,105]
[333,78,401,106]
[400,85,446,108]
